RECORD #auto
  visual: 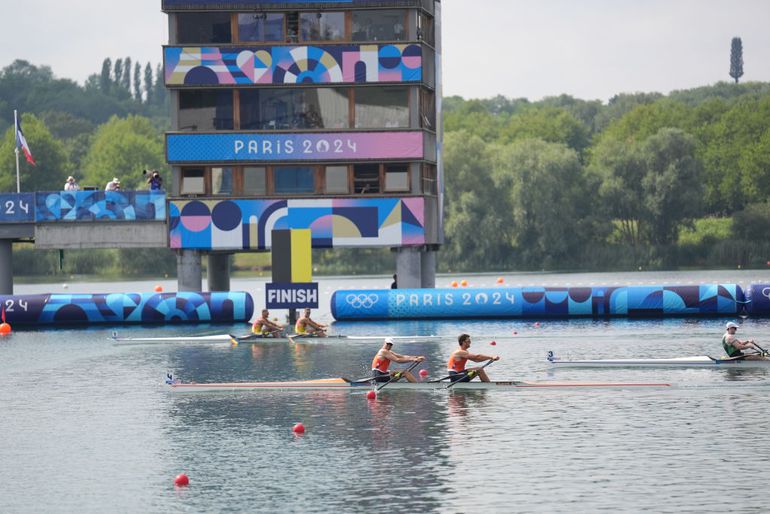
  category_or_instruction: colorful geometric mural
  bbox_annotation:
[164,44,422,86]
[0,292,253,325]
[35,191,166,222]
[166,131,424,163]
[331,284,744,320]
[169,197,425,250]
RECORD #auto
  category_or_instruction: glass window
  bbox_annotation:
[325,166,349,194]
[422,164,437,196]
[181,168,205,195]
[354,164,380,194]
[240,88,348,130]
[176,12,232,44]
[243,167,267,195]
[274,166,315,194]
[417,12,435,46]
[420,89,436,129]
[355,87,409,128]
[238,13,284,42]
[300,12,345,41]
[179,90,234,131]
[212,167,233,195]
[384,164,409,192]
[352,10,407,42]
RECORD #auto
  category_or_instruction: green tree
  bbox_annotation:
[0,113,70,192]
[590,128,703,246]
[493,139,597,268]
[81,115,166,190]
[99,58,112,93]
[730,37,744,84]
[122,58,132,91]
[133,63,142,102]
[500,106,590,154]
[442,131,511,270]
[143,62,154,105]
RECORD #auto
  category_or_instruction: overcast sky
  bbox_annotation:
[1,0,769,102]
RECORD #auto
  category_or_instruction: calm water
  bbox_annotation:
[2,270,770,513]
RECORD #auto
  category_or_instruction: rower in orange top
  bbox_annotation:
[447,333,500,382]
[371,338,426,383]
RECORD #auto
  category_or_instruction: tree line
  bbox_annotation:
[1,59,769,276]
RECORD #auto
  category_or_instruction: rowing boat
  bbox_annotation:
[111,332,444,344]
[167,377,675,393]
[546,351,770,368]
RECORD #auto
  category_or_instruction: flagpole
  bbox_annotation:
[14,110,20,193]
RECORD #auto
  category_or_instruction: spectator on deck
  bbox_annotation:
[64,176,80,191]
[105,177,121,191]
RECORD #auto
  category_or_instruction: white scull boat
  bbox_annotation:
[111,332,443,344]
[167,376,677,393]
[546,351,770,368]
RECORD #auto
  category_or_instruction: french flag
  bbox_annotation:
[15,114,35,166]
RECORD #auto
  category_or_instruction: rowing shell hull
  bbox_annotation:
[168,378,674,393]
[113,334,443,344]
[547,355,770,368]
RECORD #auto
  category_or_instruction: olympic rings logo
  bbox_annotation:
[762,287,770,300]
[345,294,379,309]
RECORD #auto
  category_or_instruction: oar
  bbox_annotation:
[752,342,769,357]
[446,359,495,390]
[375,360,422,392]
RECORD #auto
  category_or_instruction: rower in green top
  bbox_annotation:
[722,322,762,359]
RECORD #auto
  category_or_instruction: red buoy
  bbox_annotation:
[366,390,376,400]
[419,369,428,378]
[490,341,496,346]
[292,423,305,434]
[174,473,189,487]
[0,323,11,336]
[512,331,518,336]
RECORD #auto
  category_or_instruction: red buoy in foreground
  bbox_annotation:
[366,390,376,400]
[174,473,189,487]
[419,369,428,378]
[0,323,11,336]
[292,423,305,434]
[490,341,497,346]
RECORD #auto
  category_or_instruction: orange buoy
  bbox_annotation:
[418,369,428,378]
[292,422,305,434]
[460,279,468,287]
[0,323,11,336]
[154,285,163,292]
[174,473,189,487]
[451,281,458,288]
[366,390,376,400]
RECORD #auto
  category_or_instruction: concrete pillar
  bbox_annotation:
[207,253,231,292]
[420,248,436,288]
[395,247,422,289]
[177,250,202,292]
[0,239,13,294]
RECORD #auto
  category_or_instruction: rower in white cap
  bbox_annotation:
[722,322,765,359]
[370,338,425,383]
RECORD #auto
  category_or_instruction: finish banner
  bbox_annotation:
[166,131,424,162]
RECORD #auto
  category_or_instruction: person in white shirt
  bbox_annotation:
[63,176,80,191]
[105,177,121,191]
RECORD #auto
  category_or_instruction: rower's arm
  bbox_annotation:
[387,350,423,363]
[468,353,500,362]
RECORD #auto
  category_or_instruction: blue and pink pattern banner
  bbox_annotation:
[331,284,745,320]
[35,191,166,221]
[166,131,424,163]
[169,197,425,250]
[164,44,422,86]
